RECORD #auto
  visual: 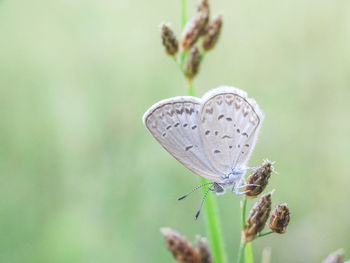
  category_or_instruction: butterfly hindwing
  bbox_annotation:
[199,87,264,174]
[143,97,223,182]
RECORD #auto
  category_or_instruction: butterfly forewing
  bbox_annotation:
[199,87,264,174]
[143,97,223,182]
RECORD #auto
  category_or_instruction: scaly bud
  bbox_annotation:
[268,203,290,234]
[182,0,209,50]
[196,236,213,263]
[160,23,179,56]
[243,193,272,242]
[202,15,222,51]
[161,227,200,263]
[197,0,210,34]
[244,160,274,198]
[322,249,344,263]
[184,46,201,80]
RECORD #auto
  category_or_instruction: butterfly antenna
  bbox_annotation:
[177,182,213,200]
[194,186,212,220]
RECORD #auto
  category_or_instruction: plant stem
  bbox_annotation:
[180,0,188,73]
[245,242,254,263]
[199,178,227,263]
[187,77,227,263]
[241,198,247,227]
[181,2,226,262]
[237,238,246,263]
[256,231,273,238]
[237,198,247,263]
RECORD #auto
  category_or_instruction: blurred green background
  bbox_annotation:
[1,0,350,262]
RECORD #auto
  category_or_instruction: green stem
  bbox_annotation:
[188,79,195,96]
[241,198,247,227]
[237,238,246,263]
[256,231,273,238]
[181,3,226,262]
[180,0,187,72]
[187,77,226,263]
[237,198,247,263]
[245,242,254,263]
[199,177,227,263]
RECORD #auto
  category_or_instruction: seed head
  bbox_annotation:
[196,236,213,263]
[161,227,200,263]
[244,160,274,198]
[202,15,223,51]
[184,46,201,80]
[322,249,344,263]
[181,0,209,51]
[160,23,179,56]
[243,193,272,242]
[196,0,210,34]
[268,203,290,234]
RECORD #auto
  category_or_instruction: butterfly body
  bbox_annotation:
[143,86,264,197]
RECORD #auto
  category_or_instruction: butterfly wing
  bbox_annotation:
[199,86,264,175]
[143,96,223,182]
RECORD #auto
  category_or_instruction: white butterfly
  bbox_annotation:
[142,86,264,218]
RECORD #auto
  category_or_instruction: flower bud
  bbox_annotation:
[202,15,222,51]
[322,249,344,263]
[268,203,290,234]
[184,46,201,79]
[196,236,213,263]
[160,23,179,56]
[161,227,200,263]
[244,160,274,198]
[243,193,272,242]
[197,0,210,34]
[181,0,209,51]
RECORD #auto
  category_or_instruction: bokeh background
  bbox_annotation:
[1,0,350,262]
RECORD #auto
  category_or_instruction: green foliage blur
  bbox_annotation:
[1,0,350,262]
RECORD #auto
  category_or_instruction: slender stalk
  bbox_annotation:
[237,198,247,263]
[241,198,247,227]
[237,239,246,263]
[181,2,226,263]
[180,0,188,74]
[245,242,254,263]
[256,231,273,238]
[187,77,227,263]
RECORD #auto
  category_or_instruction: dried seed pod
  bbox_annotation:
[243,193,272,243]
[244,160,274,198]
[202,15,222,51]
[322,249,344,263]
[184,46,201,80]
[182,0,209,50]
[160,23,179,55]
[161,227,200,263]
[196,236,213,263]
[268,203,290,234]
[197,0,210,34]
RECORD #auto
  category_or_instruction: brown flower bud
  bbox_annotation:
[268,203,290,234]
[243,193,272,242]
[184,46,201,79]
[196,236,213,263]
[182,0,209,50]
[244,160,274,198]
[202,15,222,51]
[160,23,179,56]
[197,0,210,34]
[161,227,200,263]
[322,249,344,263]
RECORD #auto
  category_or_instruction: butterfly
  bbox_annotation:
[142,86,264,218]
